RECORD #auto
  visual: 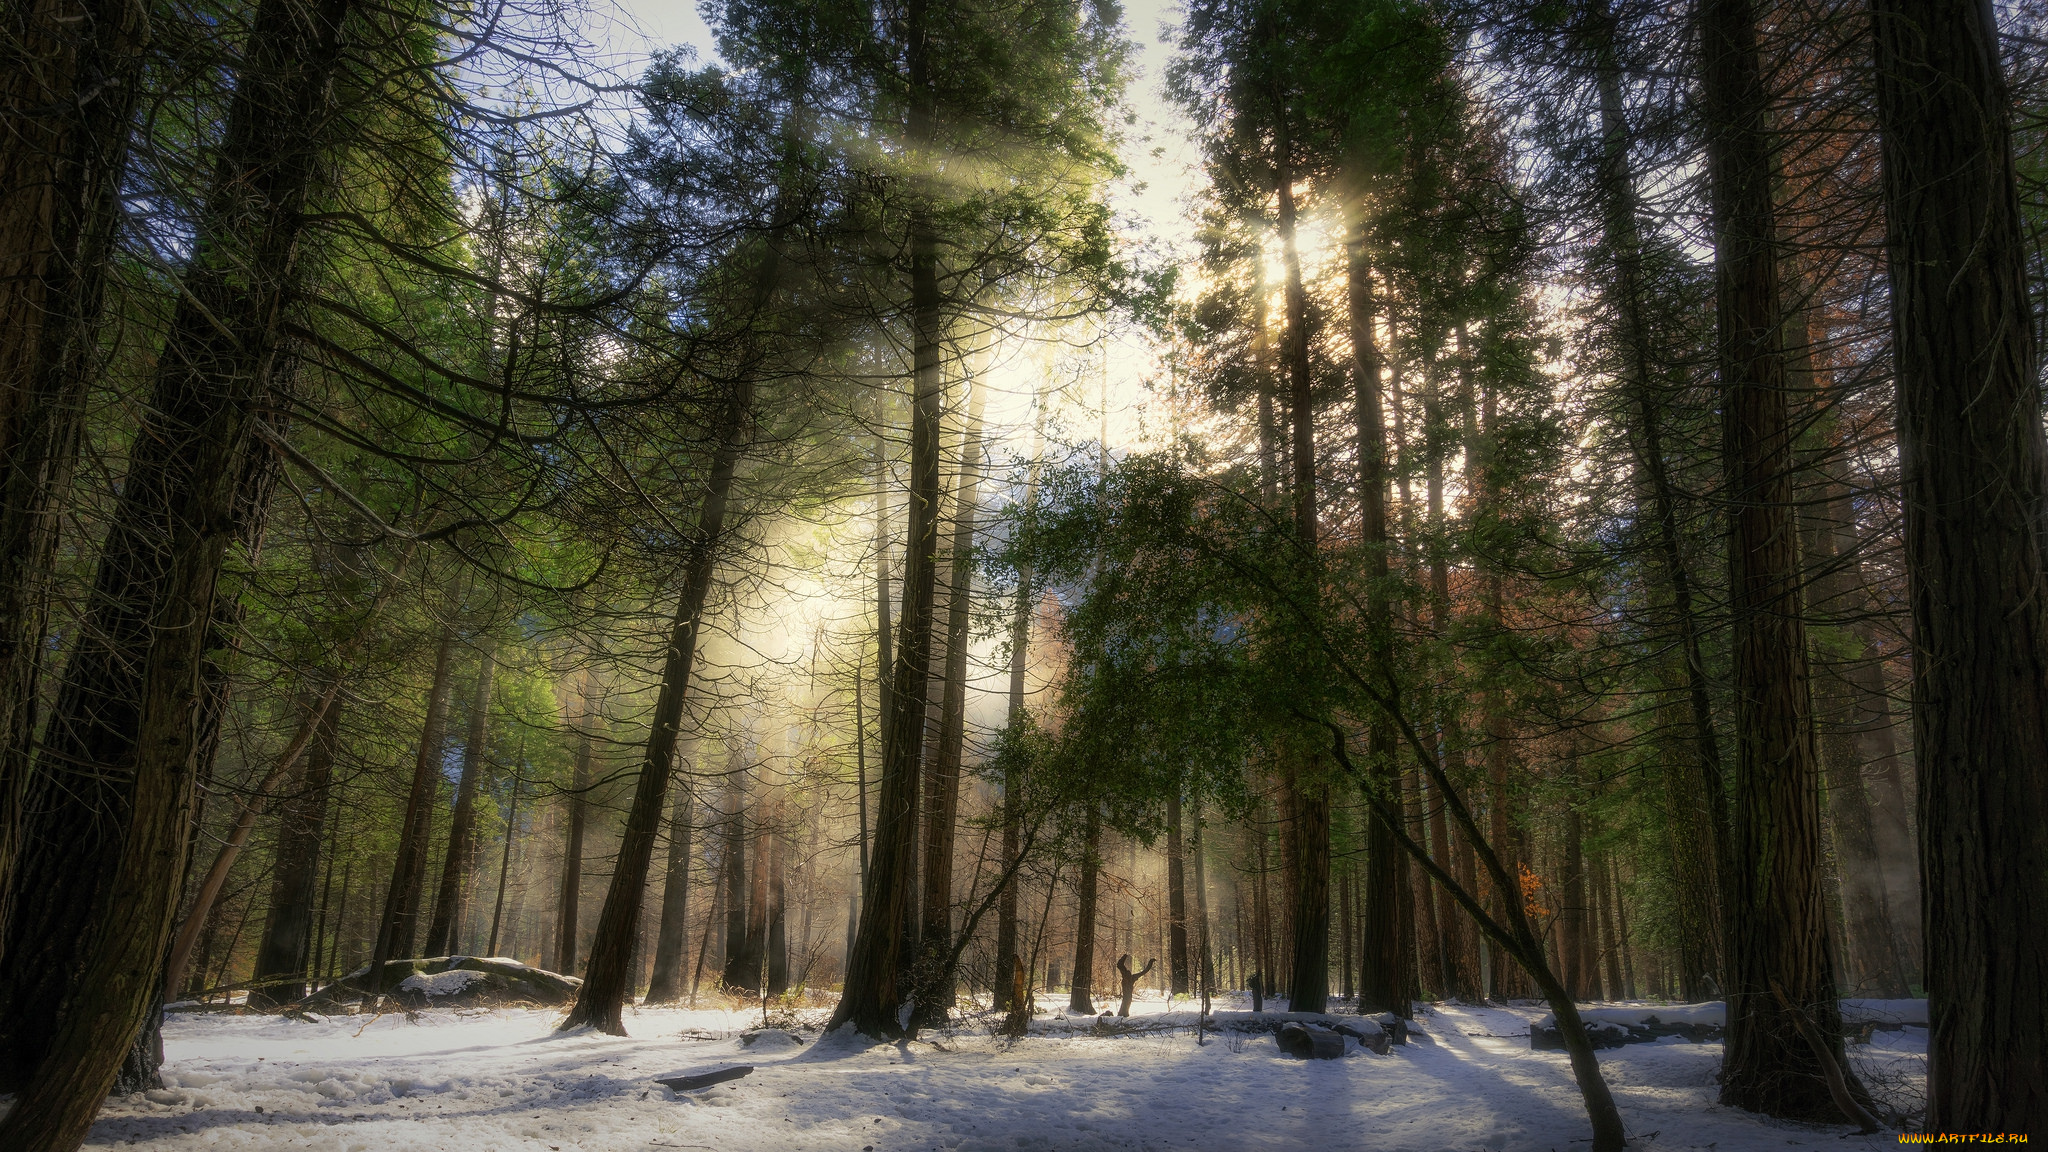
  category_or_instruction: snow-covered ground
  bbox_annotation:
[58,993,1925,1151]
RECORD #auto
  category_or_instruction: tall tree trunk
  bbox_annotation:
[1166,792,1189,996]
[743,773,771,995]
[992,435,1038,1011]
[248,697,342,1008]
[0,0,148,930]
[1068,806,1102,1014]
[1346,224,1410,1019]
[1699,0,1856,1118]
[371,626,457,987]
[0,0,357,1141]
[1868,0,2048,1130]
[757,783,778,992]
[914,382,986,1025]
[1579,0,1729,1001]
[1561,800,1588,1000]
[559,363,750,1033]
[554,676,592,976]
[643,740,696,1002]
[425,637,495,956]
[721,766,752,991]
[1270,85,1330,1017]
[831,0,944,1039]
[486,779,519,958]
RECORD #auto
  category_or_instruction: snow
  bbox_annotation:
[38,994,1926,1151]
[397,970,488,998]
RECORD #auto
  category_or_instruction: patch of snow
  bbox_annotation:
[396,969,486,997]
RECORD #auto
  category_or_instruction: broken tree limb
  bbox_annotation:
[1771,981,1880,1133]
[1114,954,1156,1018]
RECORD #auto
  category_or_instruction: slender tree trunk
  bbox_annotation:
[554,676,592,976]
[643,740,697,1002]
[914,382,986,1025]
[425,637,495,956]
[1699,0,1856,1117]
[486,779,519,958]
[560,361,750,1032]
[721,766,752,991]
[765,789,787,998]
[371,627,457,987]
[248,697,342,1008]
[831,0,945,1038]
[0,0,357,1141]
[1068,806,1102,1014]
[0,0,149,933]
[1561,800,1588,1000]
[1167,792,1189,996]
[1869,0,2048,1130]
[1580,0,1729,1000]
[992,439,1038,1010]
[1345,225,1410,1019]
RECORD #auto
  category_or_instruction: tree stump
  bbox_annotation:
[1115,954,1156,1018]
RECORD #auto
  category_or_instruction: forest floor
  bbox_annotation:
[67,993,1925,1151]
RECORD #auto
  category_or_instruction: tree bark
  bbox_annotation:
[1698,0,1856,1118]
[248,697,342,1007]
[1167,792,1189,996]
[1868,0,2048,1131]
[424,637,495,957]
[0,0,356,1141]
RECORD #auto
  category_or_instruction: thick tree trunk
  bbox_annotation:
[831,0,944,1037]
[1699,0,1856,1118]
[0,0,148,932]
[643,742,696,1003]
[1868,0,2048,1131]
[248,697,342,1008]
[0,0,356,1142]
[554,677,592,976]
[560,371,750,1033]
[1069,807,1102,1014]
[370,627,457,990]
[914,383,986,1025]
[424,638,496,957]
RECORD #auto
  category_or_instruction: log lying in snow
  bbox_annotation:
[1277,1023,1345,1060]
[1333,1021,1391,1055]
[299,956,583,1012]
[656,1066,754,1092]
[1530,1003,1724,1050]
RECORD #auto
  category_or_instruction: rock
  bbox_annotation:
[739,1029,803,1052]
[656,1066,754,1092]
[1529,1010,1723,1051]
[1276,1022,1345,1060]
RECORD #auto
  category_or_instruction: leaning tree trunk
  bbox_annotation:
[0,0,358,1144]
[560,377,751,1034]
[369,625,456,990]
[1868,0,2048,1132]
[913,382,986,1027]
[248,697,343,1008]
[424,637,496,957]
[830,0,944,1037]
[0,0,149,934]
[1698,0,1858,1119]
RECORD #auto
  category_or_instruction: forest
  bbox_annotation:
[0,0,2040,1148]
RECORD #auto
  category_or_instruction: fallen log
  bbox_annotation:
[656,1066,754,1092]
[1277,1022,1345,1060]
